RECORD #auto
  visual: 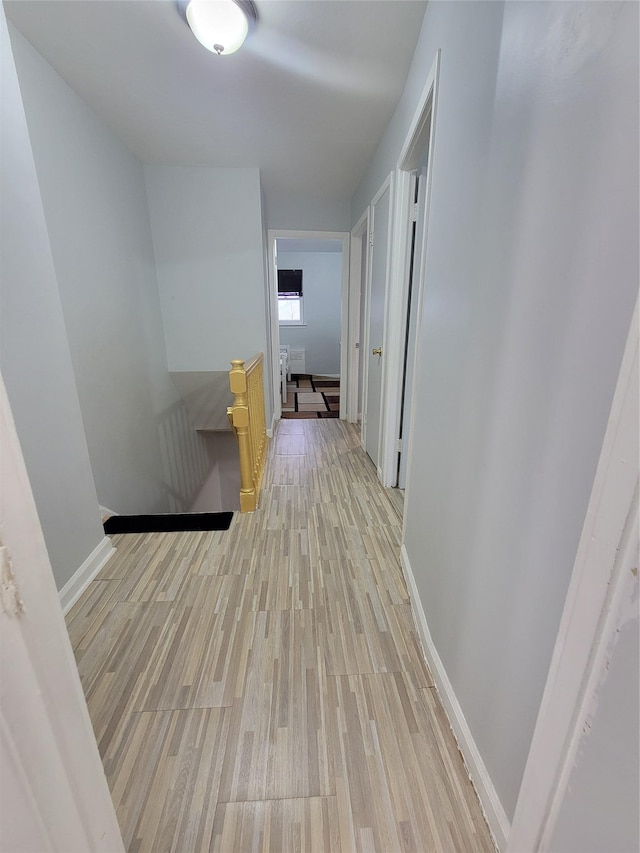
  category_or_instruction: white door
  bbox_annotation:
[398,139,431,488]
[0,375,124,852]
[364,178,392,467]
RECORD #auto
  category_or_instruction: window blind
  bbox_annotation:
[277,269,303,296]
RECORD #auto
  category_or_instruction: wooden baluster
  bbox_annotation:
[228,359,256,512]
[228,353,268,512]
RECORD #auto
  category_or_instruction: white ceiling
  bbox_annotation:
[5,0,427,204]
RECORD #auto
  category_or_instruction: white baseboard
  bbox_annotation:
[400,544,510,851]
[267,413,277,438]
[59,536,115,615]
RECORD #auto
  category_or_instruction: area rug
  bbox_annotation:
[282,374,340,419]
[104,512,233,534]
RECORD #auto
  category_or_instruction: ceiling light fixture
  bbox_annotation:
[183,0,257,56]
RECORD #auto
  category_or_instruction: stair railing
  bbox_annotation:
[227,353,268,512]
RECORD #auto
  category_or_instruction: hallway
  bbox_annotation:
[66,420,494,852]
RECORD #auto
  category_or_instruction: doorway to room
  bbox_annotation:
[267,230,350,423]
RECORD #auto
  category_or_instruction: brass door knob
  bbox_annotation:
[372,347,382,356]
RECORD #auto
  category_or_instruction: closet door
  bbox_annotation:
[363,175,392,470]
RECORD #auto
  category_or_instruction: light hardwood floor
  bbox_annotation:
[66,420,495,852]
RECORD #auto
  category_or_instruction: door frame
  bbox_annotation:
[361,172,394,469]
[347,208,370,424]
[266,229,350,422]
[507,301,639,851]
[0,374,124,851]
[380,50,441,493]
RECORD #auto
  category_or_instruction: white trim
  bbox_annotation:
[339,234,351,420]
[360,212,372,451]
[99,504,117,518]
[267,229,349,422]
[348,208,370,424]
[267,232,282,422]
[508,301,639,852]
[58,536,115,615]
[399,51,442,171]
[401,544,510,851]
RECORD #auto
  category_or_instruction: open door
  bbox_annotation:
[363,175,393,470]
[398,132,432,489]
[383,49,440,496]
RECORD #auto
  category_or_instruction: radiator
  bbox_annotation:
[289,348,306,375]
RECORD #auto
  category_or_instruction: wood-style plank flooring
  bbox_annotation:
[66,420,495,852]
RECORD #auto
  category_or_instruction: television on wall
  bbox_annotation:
[277,269,303,295]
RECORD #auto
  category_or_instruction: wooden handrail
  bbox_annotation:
[227,353,268,512]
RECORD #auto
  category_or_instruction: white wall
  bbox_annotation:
[266,194,351,232]
[144,166,271,418]
[278,251,343,376]
[9,27,211,517]
[1,18,104,589]
[353,0,639,824]
[549,563,639,853]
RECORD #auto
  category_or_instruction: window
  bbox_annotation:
[277,269,304,325]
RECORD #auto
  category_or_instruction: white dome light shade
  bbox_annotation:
[186,0,250,55]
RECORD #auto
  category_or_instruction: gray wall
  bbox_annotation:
[353,0,639,821]
[1,15,104,589]
[550,560,639,853]
[266,194,352,232]
[144,165,272,424]
[278,251,343,376]
[10,26,211,517]
[144,166,268,372]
